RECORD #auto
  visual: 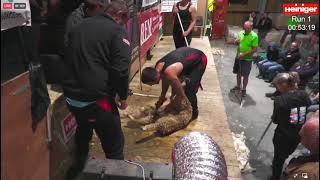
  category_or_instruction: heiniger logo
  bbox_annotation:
[283,3,319,15]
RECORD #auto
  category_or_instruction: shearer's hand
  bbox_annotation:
[155,96,167,109]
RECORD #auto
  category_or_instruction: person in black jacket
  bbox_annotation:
[62,1,130,179]
[257,13,272,45]
[270,72,312,180]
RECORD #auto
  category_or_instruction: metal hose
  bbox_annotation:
[172,132,228,180]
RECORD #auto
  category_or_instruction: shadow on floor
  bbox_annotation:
[228,91,257,107]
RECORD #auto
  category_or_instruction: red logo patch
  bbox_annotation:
[122,38,130,46]
[3,3,13,9]
[283,3,319,15]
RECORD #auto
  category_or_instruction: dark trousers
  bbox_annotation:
[271,127,300,180]
[184,55,207,114]
[66,97,124,170]
[173,32,192,49]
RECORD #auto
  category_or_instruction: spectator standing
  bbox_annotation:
[62,1,131,179]
[230,21,258,97]
[270,72,312,180]
[245,12,257,28]
[172,0,197,48]
[256,13,272,45]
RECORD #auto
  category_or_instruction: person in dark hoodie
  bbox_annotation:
[62,1,130,179]
[290,52,319,87]
[257,42,279,78]
[269,72,312,180]
[262,42,301,82]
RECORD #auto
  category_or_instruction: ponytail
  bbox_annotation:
[288,72,300,87]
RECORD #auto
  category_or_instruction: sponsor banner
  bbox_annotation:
[142,0,158,7]
[161,0,197,12]
[61,113,78,143]
[1,0,31,31]
[139,4,160,59]
[283,3,319,15]
[212,0,228,39]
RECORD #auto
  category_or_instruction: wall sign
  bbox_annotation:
[142,0,158,7]
[161,0,197,12]
[139,4,161,58]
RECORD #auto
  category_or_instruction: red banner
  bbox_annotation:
[139,5,161,59]
[283,3,319,15]
[212,0,229,39]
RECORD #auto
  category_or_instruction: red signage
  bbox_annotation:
[3,3,13,9]
[61,113,77,143]
[212,0,229,39]
[283,3,319,15]
[139,4,161,59]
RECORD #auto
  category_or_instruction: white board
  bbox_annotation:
[142,0,158,7]
[161,0,197,12]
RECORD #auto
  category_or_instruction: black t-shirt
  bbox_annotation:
[156,47,204,75]
[272,90,311,128]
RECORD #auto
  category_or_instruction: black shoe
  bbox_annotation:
[241,90,247,97]
[230,86,240,92]
[256,74,264,79]
[265,79,272,83]
[191,110,199,120]
[266,92,276,98]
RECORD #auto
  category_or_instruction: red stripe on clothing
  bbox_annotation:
[96,98,112,112]
[201,55,207,68]
[185,53,199,61]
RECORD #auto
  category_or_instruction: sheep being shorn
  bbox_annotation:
[131,97,192,136]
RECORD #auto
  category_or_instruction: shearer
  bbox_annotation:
[141,47,207,120]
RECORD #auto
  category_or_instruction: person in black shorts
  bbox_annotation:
[141,47,207,120]
[229,21,258,97]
